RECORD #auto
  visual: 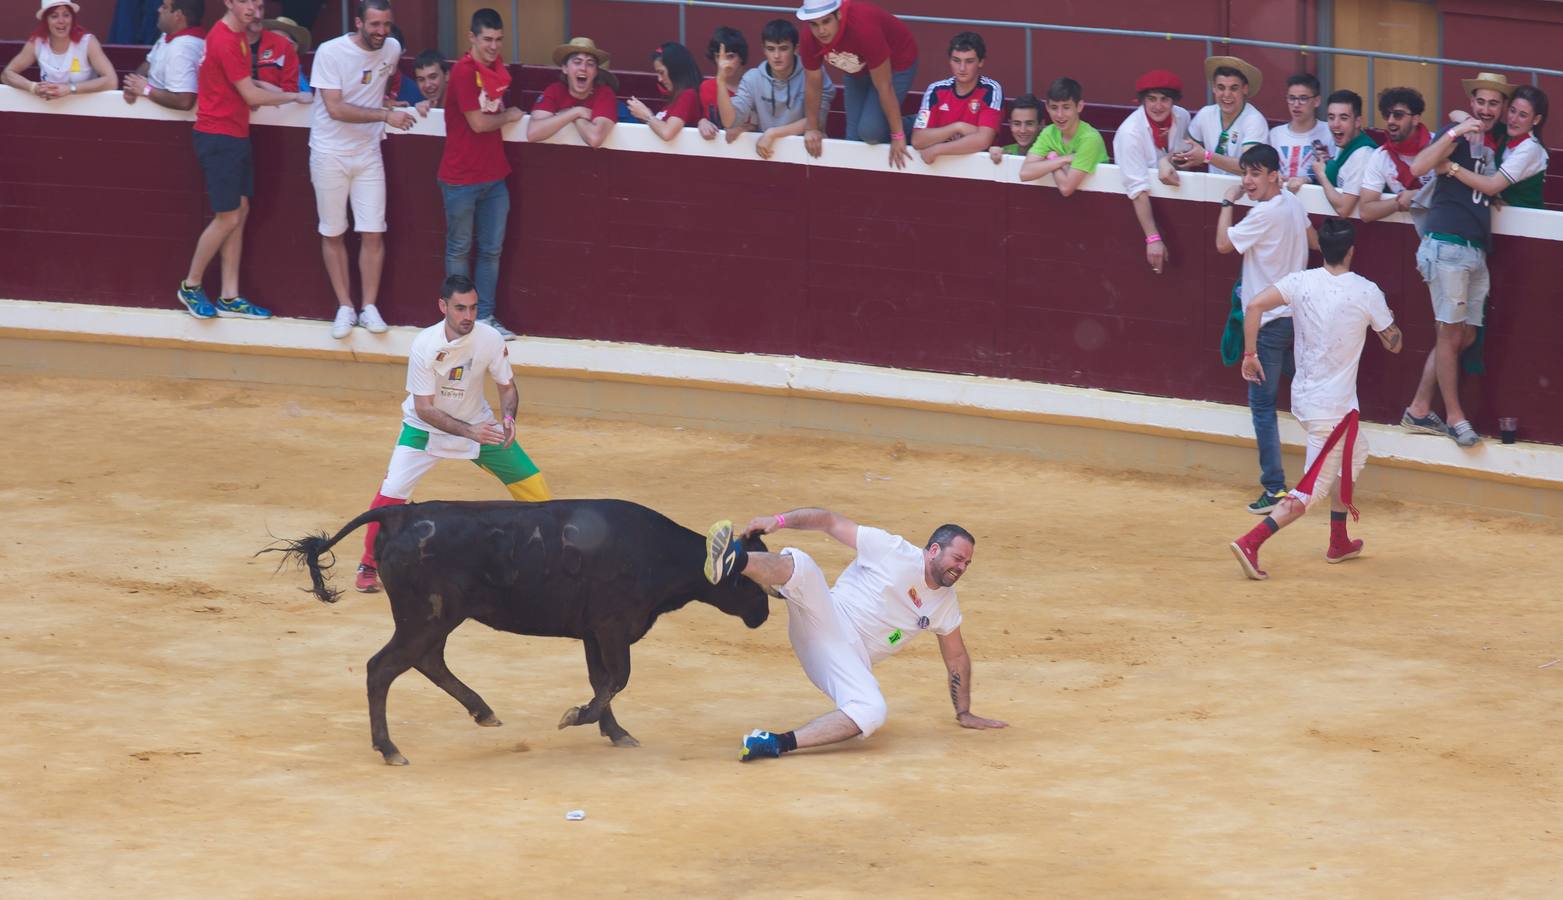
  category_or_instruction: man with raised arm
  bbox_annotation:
[716,18,836,160]
[702,511,1007,761]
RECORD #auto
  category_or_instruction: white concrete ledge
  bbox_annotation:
[2,297,1559,491]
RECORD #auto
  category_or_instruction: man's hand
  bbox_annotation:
[1241,354,1264,383]
[468,421,507,446]
[1395,189,1415,211]
[919,144,942,165]
[756,128,779,159]
[804,128,823,158]
[500,417,517,449]
[956,711,1008,730]
[1285,176,1306,193]
[1170,140,1200,168]
[1310,155,1328,179]
[122,72,148,103]
[386,108,415,129]
[1224,182,1245,203]
[1158,157,1181,186]
[698,117,720,140]
[415,99,432,117]
[1146,238,1168,275]
[888,135,911,169]
[740,515,783,537]
[988,145,1005,164]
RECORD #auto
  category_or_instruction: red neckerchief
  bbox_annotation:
[1483,131,1499,150]
[163,25,205,42]
[1507,133,1532,151]
[1293,410,1361,520]
[1387,123,1431,191]
[467,51,511,103]
[1147,110,1172,151]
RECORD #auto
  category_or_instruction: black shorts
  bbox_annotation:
[193,130,254,214]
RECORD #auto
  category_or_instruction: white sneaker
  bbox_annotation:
[330,306,357,339]
[358,304,388,334]
[480,315,517,340]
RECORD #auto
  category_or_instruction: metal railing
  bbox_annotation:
[592,0,1563,110]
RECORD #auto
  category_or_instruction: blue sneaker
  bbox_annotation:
[213,295,273,320]
[176,282,217,319]
[739,729,781,762]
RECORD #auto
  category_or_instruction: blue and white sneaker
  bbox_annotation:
[739,729,781,762]
[175,282,217,319]
[213,295,273,320]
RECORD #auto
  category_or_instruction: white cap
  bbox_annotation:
[796,0,842,22]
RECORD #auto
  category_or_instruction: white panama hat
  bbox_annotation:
[796,0,842,22]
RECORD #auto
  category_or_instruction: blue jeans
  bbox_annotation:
[1249,317,1294,494]
[439,178,509,321]
[842,63,917,143]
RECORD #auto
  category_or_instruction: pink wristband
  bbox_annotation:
[890,131,906,141]
[1203,149,1214,164]
[774,513,786,529]
[1145,233,1162,245]
[142,83,152,97]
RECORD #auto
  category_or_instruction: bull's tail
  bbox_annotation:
[261,506,406,604]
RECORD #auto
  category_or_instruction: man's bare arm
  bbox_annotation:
[937,629,1007,729]
[1376,323,1403,354]
[741,508,859,549]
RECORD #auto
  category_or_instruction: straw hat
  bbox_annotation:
[262,16,313,53]
[1461,72,1518,98]
[36,0,80,19]
[553,36,610,68]
[1204,55,1263,96]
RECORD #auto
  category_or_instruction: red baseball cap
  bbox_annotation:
[1134,70,1183,95]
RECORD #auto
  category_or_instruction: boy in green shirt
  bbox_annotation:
[1019,77,1108,196]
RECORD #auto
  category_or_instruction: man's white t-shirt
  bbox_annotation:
[1360,145,1436,205]
[1268,119,1335,181]
[144,32,203,94]
[1274,268,1394,423]
[1227,189,1310,325]
[308,34,403,155]
[1112,104,1191,199]
[401,321,511,457]
[1189,103,1269,159]
[1334,144,1373,197]
[831,526,963,666]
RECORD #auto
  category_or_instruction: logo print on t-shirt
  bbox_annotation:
[916,615,931,630]
[360,69,372,85]
[907,587,922,608]
[448,366,465,381]
[968,99,981,114]
[825,50,864,74]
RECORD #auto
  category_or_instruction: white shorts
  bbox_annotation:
[778,548,888,738]
[309,147,387,236]
[1288,417,1369,508]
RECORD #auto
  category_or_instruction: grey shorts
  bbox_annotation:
[1415,235,1489,326]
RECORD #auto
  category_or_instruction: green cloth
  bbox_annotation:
[1028,121,1108,173]
[1000,143,1022,155]
[396,423,541,485]
[1220,280,1245,367]
[1325,131,1378,186]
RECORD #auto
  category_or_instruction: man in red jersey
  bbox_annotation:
[439,7,525,338]
[796,0,918,168]
[175,0,308,321]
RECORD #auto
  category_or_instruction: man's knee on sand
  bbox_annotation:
[842,694,888,738]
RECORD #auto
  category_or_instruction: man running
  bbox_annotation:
[703,509,1007,761]
[355,274,551,592]
[1229,219,1403,580]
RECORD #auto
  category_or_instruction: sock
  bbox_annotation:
[1330,510,1350,545]
[777,731,798,753]
[1241,516,1279,547]
[361,492,408,568]
[731,542,749,577]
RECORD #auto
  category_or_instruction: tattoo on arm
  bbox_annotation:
[1380,325,1402,351]
[949,671,962,714]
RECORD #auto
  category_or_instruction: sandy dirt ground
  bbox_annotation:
[2,371,1561,898]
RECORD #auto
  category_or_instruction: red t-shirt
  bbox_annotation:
[914,77,1003,131]
[251,29,299,92]
[533,81,617,121]
[799,0,917,76]
[697,78,735,124]
[195,19,252,138]
[439,54,513,186]
[656,89,703,127]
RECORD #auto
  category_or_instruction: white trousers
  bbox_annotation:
[778,548,889,737]
[310,147,387,236]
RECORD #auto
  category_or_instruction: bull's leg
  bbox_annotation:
[586,637,638,747]
[414,634,502,727]
[367,624,453,766]
[559,636,637,747]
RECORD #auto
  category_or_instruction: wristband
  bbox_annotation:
[1242,351,1258,359]
[774,513,786,529]
[1203,149,1213,163]
[142,83,152,97]
[1145,233,1162,245]
[890,131,905,141]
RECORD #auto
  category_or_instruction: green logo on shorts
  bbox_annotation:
[887,629,903,646]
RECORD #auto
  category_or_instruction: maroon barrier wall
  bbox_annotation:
[1,108,1559,444]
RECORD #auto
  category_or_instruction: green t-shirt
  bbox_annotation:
[1028,121,1108,173]
[1001,143,1023,155]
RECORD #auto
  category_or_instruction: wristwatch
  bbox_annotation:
[1220,198,1235,208]
[1448,162,1463,175]
[69,82,77,94]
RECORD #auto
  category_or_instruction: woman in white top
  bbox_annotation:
[3,0,117,100]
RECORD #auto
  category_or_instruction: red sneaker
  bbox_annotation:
[1325,539,1363,564]
[355,564,382,593]
[1229,538,1268,580]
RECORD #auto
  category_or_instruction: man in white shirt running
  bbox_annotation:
[353,274,551,593]
[308,0,416,339]
[703,510,1007,761]
[1230,218,1403,580]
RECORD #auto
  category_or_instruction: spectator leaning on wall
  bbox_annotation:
[4,0,118,99]
[309,0,413,339]
[1269,73,1334,187]
[1019,77,1108,197]
[796,0,919,169]
[412,49,448,113]
[249,14,304,92]
[1308,90,1375,218]
[910,31,1002,165]
[1112,69,1191,275]
[699,26,754,140]
[438,6,524,339]
[1174,55,1267,176]
[989,93,1042,162]
[122,0,205,112]
[716,18,835,160]
[526,36,618,148]
[1356,87,1434,223]
[626,42,704,141]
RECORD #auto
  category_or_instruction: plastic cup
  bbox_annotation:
[1498,417,1518,445]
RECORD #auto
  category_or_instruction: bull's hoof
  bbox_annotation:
[381,750,409,766]
[558,706,583,729]
[475,712,503,727]
[610,734,641,748]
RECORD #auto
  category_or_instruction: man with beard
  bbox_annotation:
[703,512,1007,761]
[309,0,414,339]
[1112,69,1191,275]
[1308,89,1376,217]
[1357,87,1436,223]
[122,0,205,112]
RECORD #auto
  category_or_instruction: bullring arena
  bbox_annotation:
[6,13,1563,897]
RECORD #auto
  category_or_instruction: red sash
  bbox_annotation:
[1292,410,1361,521]
[1387,124,1430,191]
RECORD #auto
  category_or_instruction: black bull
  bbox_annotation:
[269,499,769,765]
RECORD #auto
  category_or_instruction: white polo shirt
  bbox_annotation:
[1189,102,1269,159]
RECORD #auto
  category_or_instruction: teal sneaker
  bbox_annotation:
[175,282,217,319]
[214,295,272,319]
[1247,489,1289,515]
[739,729,782,762]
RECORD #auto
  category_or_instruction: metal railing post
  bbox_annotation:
[1025,28,1033,95]
[1366,58,1374,126]
[678,3,686,47]
[1204,38,1213,106]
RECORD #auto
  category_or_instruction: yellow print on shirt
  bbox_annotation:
[70,56,81,73]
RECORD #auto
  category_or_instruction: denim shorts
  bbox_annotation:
[193,131,254,214]
[1415,235,1488,326]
